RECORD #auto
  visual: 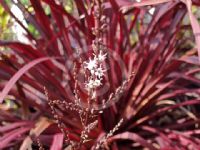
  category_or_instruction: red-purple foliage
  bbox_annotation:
[0,0,200,149]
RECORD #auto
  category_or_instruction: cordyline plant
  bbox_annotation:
[0,0,200,149]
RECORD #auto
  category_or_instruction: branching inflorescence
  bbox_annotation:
[44,0,133,149]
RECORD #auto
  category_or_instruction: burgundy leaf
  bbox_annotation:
[0,57,60,103]
[50,133,64,150]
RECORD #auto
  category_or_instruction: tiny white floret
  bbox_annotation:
[97,51,107,62]
[95,66,106,78]
[84,58,97,70]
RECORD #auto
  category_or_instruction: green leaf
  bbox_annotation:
[28,24,40,37]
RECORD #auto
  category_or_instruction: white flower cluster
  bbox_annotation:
[84,51,107,91]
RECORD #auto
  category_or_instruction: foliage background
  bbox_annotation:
[0,0,200,149]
